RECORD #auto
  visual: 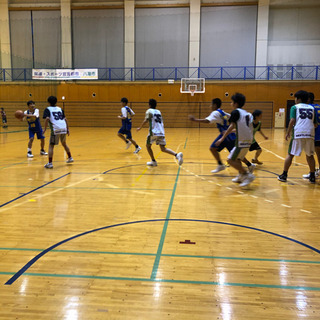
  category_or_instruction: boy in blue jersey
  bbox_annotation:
[303,92,320,179]
[189,98,236,173]
[117,97,141,154]
[1,108,8,128]
[23,100,47,158]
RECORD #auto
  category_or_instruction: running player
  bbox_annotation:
[1,108,8,128]
[278,90,317,183]
[189,98,236,173]
[137,98,183,166]
[215,93,254,187]
[117,97,141,154]
[23,101,47,158]
[303,92,320,179]
[42,96,73,169]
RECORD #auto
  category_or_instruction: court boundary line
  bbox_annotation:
[5,218,320,285]
[0,172,71,208]
[1,271,320,291]
[1,247,320,264]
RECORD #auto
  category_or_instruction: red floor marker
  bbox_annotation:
[179,240,196,244]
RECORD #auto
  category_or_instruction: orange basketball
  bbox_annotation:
[15,110,24,120]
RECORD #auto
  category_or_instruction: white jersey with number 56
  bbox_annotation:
[145,108,165,136]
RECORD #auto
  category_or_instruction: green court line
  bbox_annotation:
[1,271,319,291]
[0,130,27,134]
[150,166,181,280]
[184,137,188,149]
[1,247,320,264]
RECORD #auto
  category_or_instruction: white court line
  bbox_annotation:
[281,204,292,208]
[264,199,274,203]
[300,209,312,214]
[250,195,258,198]
[264,189,280,194]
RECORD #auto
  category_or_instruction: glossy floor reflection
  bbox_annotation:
[0,127,320,319]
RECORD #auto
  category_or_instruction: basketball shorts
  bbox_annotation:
[228,147,249,161]
[50,133,67,146]
[147,135,166,146]
[29,129,45,140]
[249,141,261,151]
[211,134,235,152]
[2,118,7,124]
[118,127,132,140]
[288,138,314,156]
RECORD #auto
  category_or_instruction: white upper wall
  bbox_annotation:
[268,6,320,65]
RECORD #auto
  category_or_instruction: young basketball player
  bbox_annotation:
[215,93,254,187]
[241,109,268,168]
[117,97,141,154]
[303,92,320,179]
[278,90,317,183]
[42,96,73,169]
[1,108,8,128]
[137,98,183,166]
[189,98,236,173]
[23,101,47,158]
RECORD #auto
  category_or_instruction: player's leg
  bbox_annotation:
[37,131,48,155]
[304,139,316,183]
[278,138,299,182]
[27,133,34,158]
[251,141,263,164]
[45,134,57,168]
[127,130,141,154]
[159,144,183,165]
[210,135,226,173]
[118,127,131,149]
[146,142,157,166]
[315,144,320,174]
[61,135,73,163]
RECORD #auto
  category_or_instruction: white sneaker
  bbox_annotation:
[66,157,74,163]
[239,173,255,187]
[232,174,244,183]
[27,151,33,158]
[133,146,141,154]
[303,171,319,179]
[44,162,53,169]
[125,141,132,149]
[147,161,157,166]
[211,164,226,173]
[176,152,183,165]
[40,150,48,155]
[248,163,256,173]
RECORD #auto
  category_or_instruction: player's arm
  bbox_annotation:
[43,117,50,134]
[259,129,268,140]
[137,119,148,131]
[285,118,295,141]
[215,123,235,146]
[23,111,36,120]
[188,115,210,123]
[118,108,127,119]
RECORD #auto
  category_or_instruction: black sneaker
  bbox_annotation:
[309,175,316,184]
[278,174,287,182]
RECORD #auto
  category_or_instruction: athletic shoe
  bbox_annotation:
[133,146,141,154]
[44,162,53,169]
[252,159,263,165]
[309,175,316,184]
[125,141,132,149]
[248,163,257,173]
[211,164,226,173]
[66,157,74,163]
[232,174,244,183]
[278,174,287,182]
[176,152,183,165]
[147,161,157,167]
[40,150,48,155]
[239,173,255,187]
[27,151,33,158]
[303,170,319,179]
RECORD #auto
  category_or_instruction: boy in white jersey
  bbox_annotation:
[278,90,317,183]
[42,96,73,169]
[136,99,183,166]
[215,93,254,187]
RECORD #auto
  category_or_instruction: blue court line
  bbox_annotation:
[5,218,320,285]
[150,167,181,280]
[1,271,320,291]
[0,172,71,208]
[1,247,320,264]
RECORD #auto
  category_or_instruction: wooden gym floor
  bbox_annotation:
[0,127,319,319]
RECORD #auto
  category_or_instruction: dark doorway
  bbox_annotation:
[286,100,295,128]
